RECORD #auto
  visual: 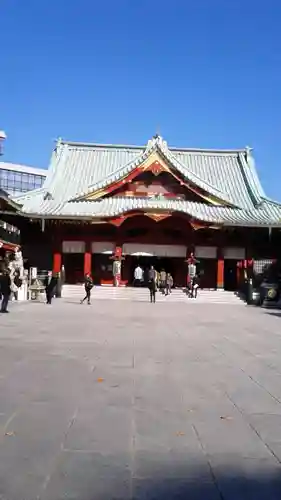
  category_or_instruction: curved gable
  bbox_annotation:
[73,136,236,207]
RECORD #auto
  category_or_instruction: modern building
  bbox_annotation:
[7,135,281,289]
[0,162,46,196]
[0,189,20,258]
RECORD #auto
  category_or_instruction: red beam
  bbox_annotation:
[0,240,19,251]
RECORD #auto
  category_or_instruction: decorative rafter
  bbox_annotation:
[104,208,220,230]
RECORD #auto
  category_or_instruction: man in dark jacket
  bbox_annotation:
[0,269,11,313]
[80,274,93,305]
[148,266,157,303]
[44,273,58,305]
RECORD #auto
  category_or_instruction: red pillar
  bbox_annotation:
[217,259,224,289]
[84,252,92,276]
[53,252,62,274]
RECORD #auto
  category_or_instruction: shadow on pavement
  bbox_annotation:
[63,300,84,305]
[130,471,281,500]
[266,311,281,318]
[38,460,281,500]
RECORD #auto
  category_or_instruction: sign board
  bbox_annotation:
[30,267,37,279]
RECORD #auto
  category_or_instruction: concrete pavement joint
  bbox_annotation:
[225,391,281,466]
[212,341,281,406]
[222,333,281,377]
[191,423,225,500]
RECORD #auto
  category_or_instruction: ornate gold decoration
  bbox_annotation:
[144,213,171,222]
[145,161,166,176]
[108,216,125,227]
[190,221,208,230]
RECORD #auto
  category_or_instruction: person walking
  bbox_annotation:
[134,265,143,287]
[159,269,167,295]
[13,269,22,300]
[0,269,11,313]
[61,265,66,286]
[80,273,94,305]
[44,272,51,303]
[45,272,58,304]
[166,273,173,295]
[148,265,157,303]
[10,281,18,301]
[191,275,199,298]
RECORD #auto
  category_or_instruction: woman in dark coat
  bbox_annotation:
[80,274,94,305]
[0,269,11,313]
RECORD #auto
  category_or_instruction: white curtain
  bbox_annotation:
[123,243,186,257]
[195,246,217,259]
[91,242,115,254]
[62,241,85,253]
[223,247,245,259]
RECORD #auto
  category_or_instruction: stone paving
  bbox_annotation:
[1,300,281,499]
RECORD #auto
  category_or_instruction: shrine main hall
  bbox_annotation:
[7,134,281,290]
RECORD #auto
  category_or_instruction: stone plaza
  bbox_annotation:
[1,299,281,499]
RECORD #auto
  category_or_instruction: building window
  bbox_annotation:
[0,169,45,194]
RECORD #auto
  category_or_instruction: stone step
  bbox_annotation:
[61,286,243,304]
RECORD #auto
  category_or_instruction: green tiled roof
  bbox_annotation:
[13,135,281,226]
[14,197,281,227]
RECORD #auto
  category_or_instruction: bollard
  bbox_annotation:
[247,278,253,305]
[55,278,62,298]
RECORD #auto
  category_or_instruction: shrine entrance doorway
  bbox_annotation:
[122,242,187,287]
[126,255,186,287]
[119,215,192,287]
[224,259,238,291]
[63,253,84,284]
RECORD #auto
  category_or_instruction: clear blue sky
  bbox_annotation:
[1,0,281,198]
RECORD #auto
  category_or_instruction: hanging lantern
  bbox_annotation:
[115,246,122,259]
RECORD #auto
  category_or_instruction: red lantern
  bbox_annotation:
[115,246,122,258]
